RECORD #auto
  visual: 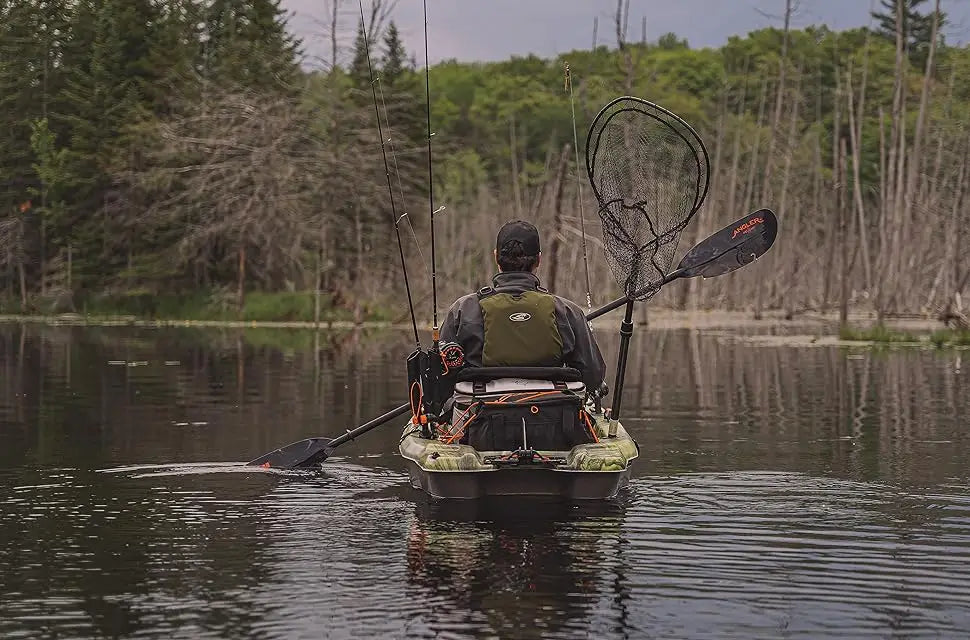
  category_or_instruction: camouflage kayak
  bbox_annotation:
[398,410,638,500]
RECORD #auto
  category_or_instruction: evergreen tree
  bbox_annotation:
[0,2,40,205]
[382,21,407,86]
[145,0,205,113]
[0,1,71,204]
[57,0,160,284]
[872,0,945,66]
[349,21,371,88]
[205,0,301,90]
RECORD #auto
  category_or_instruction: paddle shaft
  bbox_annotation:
[585,269,685,321]
[328,402,412,450]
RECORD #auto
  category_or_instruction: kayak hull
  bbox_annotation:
[399,422,638,500]
[402,459,633,499]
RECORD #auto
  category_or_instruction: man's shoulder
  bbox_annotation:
[551,293,585,317]
[447,291,484,312]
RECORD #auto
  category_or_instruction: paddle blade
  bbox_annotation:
[676,209,777,279]
[247,437,333,469]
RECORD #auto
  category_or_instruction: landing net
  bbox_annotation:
[585,97,711,300]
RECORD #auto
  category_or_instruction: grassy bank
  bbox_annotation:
[0,291,397,324]
[839,324,970,348]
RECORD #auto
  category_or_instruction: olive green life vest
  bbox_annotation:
[478,289,563,367]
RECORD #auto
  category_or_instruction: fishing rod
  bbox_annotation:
[358,0,421,349]
[564,63,594,313]
[423,0,439,338]
[411,0,454,435]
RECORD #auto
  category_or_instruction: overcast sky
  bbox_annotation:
[282,0,970,67]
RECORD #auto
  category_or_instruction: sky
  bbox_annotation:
[281,0,970,68]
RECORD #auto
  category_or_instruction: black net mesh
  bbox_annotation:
[586,97,710,300]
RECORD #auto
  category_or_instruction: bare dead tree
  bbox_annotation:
[0,209,28,309]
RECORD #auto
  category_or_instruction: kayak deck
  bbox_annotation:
[399,422,638,500]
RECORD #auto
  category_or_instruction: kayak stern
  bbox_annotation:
[399,423,638,500]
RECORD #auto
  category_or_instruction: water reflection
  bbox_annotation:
[1,322,970,639]
[405,497,632,638]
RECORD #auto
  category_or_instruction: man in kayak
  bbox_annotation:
[440,220,607,392]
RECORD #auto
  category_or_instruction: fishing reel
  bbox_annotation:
[439,341,465,373]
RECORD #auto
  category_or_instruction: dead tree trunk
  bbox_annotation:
[237,246,246,313]
[839,137,850,326]
[547,145,571,294]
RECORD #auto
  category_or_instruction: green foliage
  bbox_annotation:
[29,118,70,215]
[205,0,301,89]
[657,33,689,50]
[839,324,920,343]
[929,329,970,348]
[75,290,357,323]
[241,291,320,322]
[438,149,488,206]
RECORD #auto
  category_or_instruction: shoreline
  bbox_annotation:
[0,308,949,331]
[0,314,391,330]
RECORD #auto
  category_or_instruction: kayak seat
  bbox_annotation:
[451,367,593,451]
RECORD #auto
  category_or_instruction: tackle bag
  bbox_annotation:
[450,367,596,451]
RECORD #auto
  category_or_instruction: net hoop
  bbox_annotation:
[585,96,712,300]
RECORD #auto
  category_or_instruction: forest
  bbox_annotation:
[0,0,966,328]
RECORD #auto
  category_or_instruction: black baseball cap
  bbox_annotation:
[496,220,541,255]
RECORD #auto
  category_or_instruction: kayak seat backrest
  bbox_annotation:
[454,377,585,396]
[455,366,582,382]
[454,366,584,396]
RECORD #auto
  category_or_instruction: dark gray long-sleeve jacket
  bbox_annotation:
[440,271,607,391]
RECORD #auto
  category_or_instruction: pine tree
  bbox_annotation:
[29,117,71,297]
[57,0,160,286]
[0,1,71,202]
[0,0,73,298]
[204,0,301,91]
[349,21,371,88]
[382,21,407,86]
[0,2,40,204]
[871,0,945,66]
[144,0,205,113]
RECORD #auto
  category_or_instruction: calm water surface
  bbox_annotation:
[1,322,969,639]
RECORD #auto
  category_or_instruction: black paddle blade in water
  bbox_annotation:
[247,402,412,470]
[676,208,778,279]
[247,437,333,469]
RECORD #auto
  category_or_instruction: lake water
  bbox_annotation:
[1,321,969,639]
